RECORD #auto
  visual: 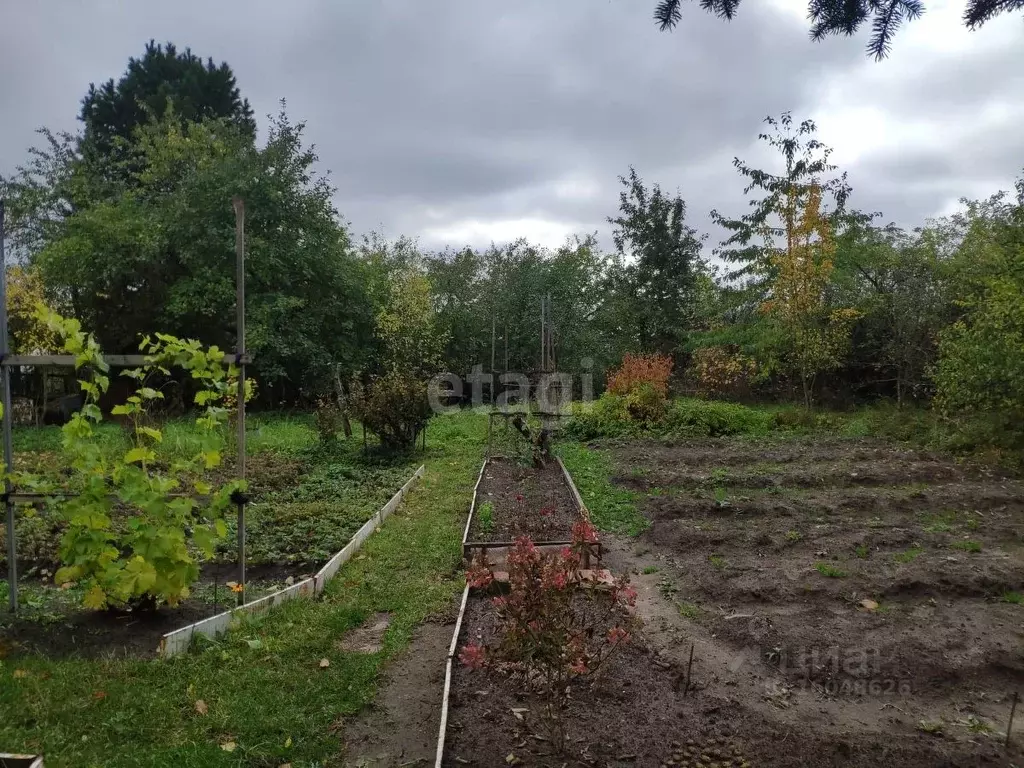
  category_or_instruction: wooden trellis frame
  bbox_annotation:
[0,197,251,612]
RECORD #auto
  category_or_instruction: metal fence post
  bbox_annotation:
[0,200,17,612]
[233,197,247,605]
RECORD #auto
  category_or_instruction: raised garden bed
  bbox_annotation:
[0,444,425,660]
[463,458,601,565]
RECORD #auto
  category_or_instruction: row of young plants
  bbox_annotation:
[5,308,251,611]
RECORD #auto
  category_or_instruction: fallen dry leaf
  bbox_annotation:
[860,599,879,611]
[92,691,107,700]
[284,735,292,748]
[505,753,521,765]
[319,658,330,669]
[194,699,208,715]
[220,741,237,752]
[13,669,29,679]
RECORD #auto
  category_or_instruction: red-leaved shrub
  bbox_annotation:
[460,523,635,753]
[606,352,673,398]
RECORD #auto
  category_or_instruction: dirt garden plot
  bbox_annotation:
[470,459,582,543]
[441,446,1013,767]
[444,592,1011,767]
[588,435,1024,763]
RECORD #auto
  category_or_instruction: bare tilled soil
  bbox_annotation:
[444,590,1008,767]
[470,459,580,542]
[597,435,1024,761]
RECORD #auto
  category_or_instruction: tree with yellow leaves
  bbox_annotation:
[762,183,859,408]
[6,265,60,354]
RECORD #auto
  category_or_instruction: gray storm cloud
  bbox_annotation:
[1,0,1020,250]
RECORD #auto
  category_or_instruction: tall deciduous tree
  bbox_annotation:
[831,215,952,404]
[608,167,705,356]
[712,113,850,303]
[935,178,1024,437]
[762,184,859,407]
[33,110,372,400]
[375,267,447,377]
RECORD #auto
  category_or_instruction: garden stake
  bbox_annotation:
[1008,690,1019,748]
[213,576,218,616]
[684,643,695,695]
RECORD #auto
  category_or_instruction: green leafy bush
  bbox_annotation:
[624,383,668,425]
[348,371,432,451]
[313,395,345,444]
[663,398,775,437]
[566,395,775,439]
[563,395,633,440]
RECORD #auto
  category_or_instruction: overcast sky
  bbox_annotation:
[1,0,1021,252]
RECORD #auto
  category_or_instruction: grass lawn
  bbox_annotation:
[556,442,648,536]
[0,411,487,767]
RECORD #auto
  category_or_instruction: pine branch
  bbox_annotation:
[868,0,900,60]
[700,0,744,19]
[964,0,1024,27]
[654,0,684,29]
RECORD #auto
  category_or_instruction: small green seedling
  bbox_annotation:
[951,540,982,553]
[709,554,726,570]
[1001,591,1023,605]
[785,530,802,543]
[922,511,955,533]
[642,565,659,575]
[712,487,730,507]
[815,562,847,578]
[477,502,494,533]
[854,544,870,559]
[893,547,923,563]
[657,578,678,599]
[958,715,994,734]
[677,601,702,619]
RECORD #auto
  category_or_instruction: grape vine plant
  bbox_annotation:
[8,308,252,610]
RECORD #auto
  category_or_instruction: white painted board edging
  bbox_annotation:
[461,458,489,547]
[158,464,425,658]
[435,583,471,768]
[556,456,590,519]
[314,464,426,595]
